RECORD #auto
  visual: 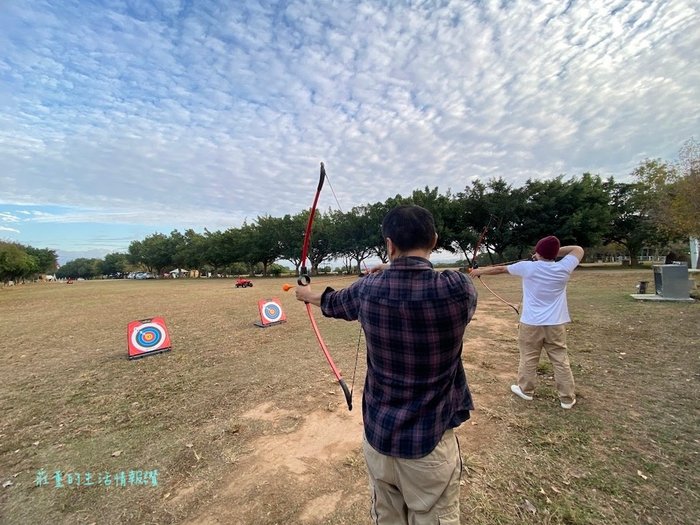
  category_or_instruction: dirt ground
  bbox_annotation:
[180,312,514,525]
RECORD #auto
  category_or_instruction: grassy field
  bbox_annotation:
[0,269,698,524]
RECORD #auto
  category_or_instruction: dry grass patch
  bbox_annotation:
[0,269,698,524]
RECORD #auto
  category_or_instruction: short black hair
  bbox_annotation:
[381,205,437,252]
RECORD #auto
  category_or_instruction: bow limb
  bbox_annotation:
[470,221,490,270]
[298,164,326,278]
[298,162,353,411]
[305,303,353,408]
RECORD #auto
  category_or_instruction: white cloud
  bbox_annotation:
[0,0,697,251]
[0,212,20,223]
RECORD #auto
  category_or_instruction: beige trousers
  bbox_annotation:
[517,323,576,405]
[363,429,461,525]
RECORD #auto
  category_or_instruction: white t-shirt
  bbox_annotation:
[507,254,580,326]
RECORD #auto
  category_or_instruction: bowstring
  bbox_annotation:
[478,275,520,314]
[471,215,522,317]
[324,169,363,400]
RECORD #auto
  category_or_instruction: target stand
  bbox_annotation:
[127,317,172,359]
[254,298,287,328]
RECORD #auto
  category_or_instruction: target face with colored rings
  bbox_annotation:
[261,301,283,323]
[131,322,167,352]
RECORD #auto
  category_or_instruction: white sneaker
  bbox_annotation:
[561,399,577,409]
[510,384,533,401]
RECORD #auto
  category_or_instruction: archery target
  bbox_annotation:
[127,317,172,359]
[257,298,286,326]
[131,322,165,351]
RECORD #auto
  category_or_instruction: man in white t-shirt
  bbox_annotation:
[470,236,584,409]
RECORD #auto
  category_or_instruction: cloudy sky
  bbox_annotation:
[1,0,698,263]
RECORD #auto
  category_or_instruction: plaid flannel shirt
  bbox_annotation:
[321,256,477,459]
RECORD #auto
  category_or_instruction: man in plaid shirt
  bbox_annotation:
[296,205,478,524]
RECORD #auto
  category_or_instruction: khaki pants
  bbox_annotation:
[517,323,576,405]
[363,429,462,525]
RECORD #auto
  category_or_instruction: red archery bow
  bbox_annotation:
[298,162,353,410]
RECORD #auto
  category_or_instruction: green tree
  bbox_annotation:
[405,186,456,253]
[306,213,334,276]
[128,233,174,276]
[329,207,376,273]
[101,252,130,277]
[247,216,285,276]
[200,229,233,276]
[478,178,525,262]
[278,212,309,274]
[127,239,144,269]
[229,262,248,275]
[169,229,206,272]
[24,246,58,275]
[268,263,288,277]
[563,173,613,248]
[0,242,37,283]
[169,230,186,271]
[605,174,665,266]
[520,174,611,249]
[55,258,101,279]
[451,179,518,265]
[366,201,393,263]
[629,159,678,240]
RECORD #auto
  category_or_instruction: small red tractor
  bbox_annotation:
[235,277,253,288]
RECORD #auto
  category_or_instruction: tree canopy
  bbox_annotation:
[0,242,57,283]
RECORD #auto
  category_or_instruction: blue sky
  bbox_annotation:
[1,0,698,264]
